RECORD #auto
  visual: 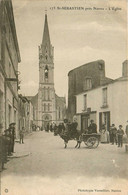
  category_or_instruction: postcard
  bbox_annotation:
[0,0,127,194]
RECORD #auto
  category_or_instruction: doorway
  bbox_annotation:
[81,114,89,132]
[99,111,110,131]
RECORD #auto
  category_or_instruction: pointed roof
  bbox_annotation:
[42,14,51,46]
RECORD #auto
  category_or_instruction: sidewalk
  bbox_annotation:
[8,133,33,158]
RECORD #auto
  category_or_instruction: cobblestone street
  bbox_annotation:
[1,131,128,195]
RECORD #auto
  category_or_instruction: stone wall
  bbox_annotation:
[68,60,107,121]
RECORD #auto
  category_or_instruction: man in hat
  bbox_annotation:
[117,125,124,147]
[88,120,97,134]
[4,129,11,156]
[111,124,117,145]
[125,121,128,139]
[0,124,8,170]
[9,123,16,153]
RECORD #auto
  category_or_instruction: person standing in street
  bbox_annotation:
[47,123,49,132]
[9,123,16,153]
[50,123,53,132]
[117,125,124,147]
[19,127,25,144]
[100,124,109,143]
[0,124,9,171]
[111,124,117,145]
[109,126,113,143]
[4,129,11,156]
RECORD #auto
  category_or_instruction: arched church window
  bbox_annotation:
[44,65,48,79]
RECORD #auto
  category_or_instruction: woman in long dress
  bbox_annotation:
[100,124,109,143]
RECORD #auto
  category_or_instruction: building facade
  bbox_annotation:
[75,60,128,132]
[68,60,113,121]
[18,95,34,136]
[31,14,66,128]
[0,0,21,136]
[37,14,56,128]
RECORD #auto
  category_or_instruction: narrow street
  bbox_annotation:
[1,131,128,195]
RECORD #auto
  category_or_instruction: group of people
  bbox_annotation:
[49,119,127,148]
[45,122,65,135]
[39,120,79,138]
[0,123,16,171]
[100,123,128,147]
[0,123,25,171]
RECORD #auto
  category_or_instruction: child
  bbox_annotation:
[19,127,25,144]
[117,125,124,147]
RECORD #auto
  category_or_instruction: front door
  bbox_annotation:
[42,114,52,130]
[99,111,110,131]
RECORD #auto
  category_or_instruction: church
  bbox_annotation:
[29,13,66,129]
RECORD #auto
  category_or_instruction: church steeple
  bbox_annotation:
[37,11,65,129]
[39,13,53,64]
[42,14,51,47]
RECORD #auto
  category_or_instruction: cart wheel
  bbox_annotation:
[84,141,88,146]
[86,137,99,149]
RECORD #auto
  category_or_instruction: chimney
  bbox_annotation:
[122,60,128,77]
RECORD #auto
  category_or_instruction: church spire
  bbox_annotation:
[42,14,51,47]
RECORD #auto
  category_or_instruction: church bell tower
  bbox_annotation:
[38,14,56,128]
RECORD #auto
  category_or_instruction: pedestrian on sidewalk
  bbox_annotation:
[111,124,117,145]
[4,129,11,156]
[9,123,16,153]
[19,127,25,144]
[117,125,124,147]
[109,125,113,143]
[0,124,9,171]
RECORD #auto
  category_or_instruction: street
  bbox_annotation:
[1,131,128,195]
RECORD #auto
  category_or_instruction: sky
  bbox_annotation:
[12,0,127,98]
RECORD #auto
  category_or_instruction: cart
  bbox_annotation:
[80,133,101,149]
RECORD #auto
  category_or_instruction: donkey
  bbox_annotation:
[59,129,83,148]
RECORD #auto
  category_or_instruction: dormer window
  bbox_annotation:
[83,77,92,91]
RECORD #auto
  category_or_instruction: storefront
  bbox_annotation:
[76,111,97,132]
